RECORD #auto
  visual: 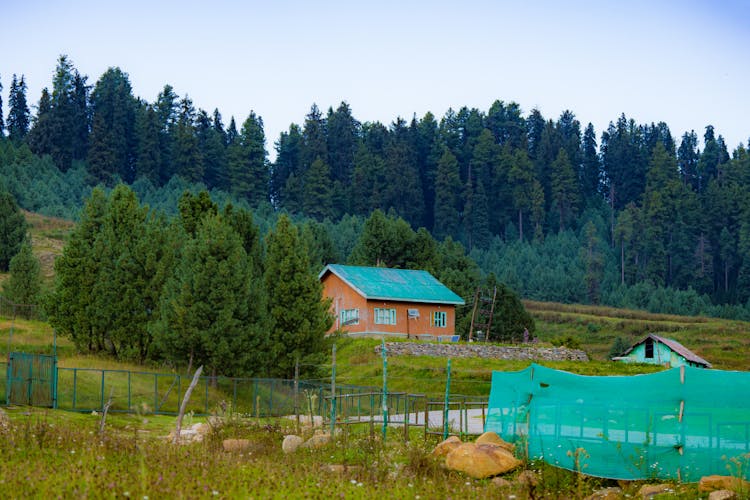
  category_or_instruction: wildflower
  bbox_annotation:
[123,492,130,497]
[350,479,357,484]
[212,491,219,496]
[70,450,75,454]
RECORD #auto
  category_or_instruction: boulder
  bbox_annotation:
[637,483,674,498]
[282,435,304,454]
[709,490,737,500]
[475,431,515,453]
[445,443,521,479]
[699,475,750,493]
[222,439,251,452]
[491,477,511,488]
[585,487,623,500]
[432,436,462,457]
[516,470,539,488]
[321,464,363,475]
[301,433,331,449]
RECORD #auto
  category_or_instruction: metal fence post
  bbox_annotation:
[382,338,388,441]
[443,358,452,440]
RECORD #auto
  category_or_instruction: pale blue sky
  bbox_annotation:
[2,0,748,156]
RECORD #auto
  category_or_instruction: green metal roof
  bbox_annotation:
[319,264,465,305]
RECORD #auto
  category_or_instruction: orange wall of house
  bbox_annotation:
[321,273,457,336]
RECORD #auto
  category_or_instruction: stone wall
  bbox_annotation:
[374,342,589,362]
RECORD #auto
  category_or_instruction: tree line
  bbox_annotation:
[2,56,750,315]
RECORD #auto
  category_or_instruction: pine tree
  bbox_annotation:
[302,157,334,220]
[87,67,137,183]
[580,123,600,202]
[271,124,304,208]
[433,147,462,241]
[49,188,109,352]
[7,75,31,143]
[134,102,162,183]
[264,215,332,377]
[155,213,268,376]
[228,111,268,205]
[0,189,28,271]
[550,148,580,231]
[172,96,203,183]
[2,243,41,310]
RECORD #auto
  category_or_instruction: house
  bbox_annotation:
[613,333,711,368]
[319,264,465,339]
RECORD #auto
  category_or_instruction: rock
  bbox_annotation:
[585,487,623,500]
[191,422,210,435]
[432,435,462,457]
[475,431,515,453]
[282,435,304,454]
[283,415,323,427]
[445,443,521,479]
[222,439,251,452]
[699,475,750,492]
[321,464,363,475]
[301,433,331,449]
[516,470,538,488]
[491,477,511,488]
[709,490,737,500]
[0,408,10,430]
[637,483,674,498]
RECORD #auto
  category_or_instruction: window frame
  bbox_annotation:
[432,311,447,328]
[339,308,359,326]
[374,307,396,325]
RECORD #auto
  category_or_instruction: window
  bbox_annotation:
[374,307,396,325]
[340,308,359,326]
[645,338,654,359]
[432,311,447,328]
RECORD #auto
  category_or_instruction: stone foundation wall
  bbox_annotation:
[375,342,589,362]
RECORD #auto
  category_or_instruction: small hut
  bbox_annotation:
[613,333,711,368]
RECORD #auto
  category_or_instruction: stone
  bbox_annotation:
[445,443,521,479]
[709,490,737,500]
[637,483,674,498]
[191,422,210,435]
[222,439,251,452]
[475,431,515,453]
[301,433,331,449]
[491,477,511,488]
[516,470,538,488]
[321,464,363,475]
[0,408,10,430]
[282,435,304,454]
[432,435,462,457]
[699,475,750,493]
[585,487,623,500]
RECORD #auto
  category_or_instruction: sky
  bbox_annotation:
[2,0,748,159]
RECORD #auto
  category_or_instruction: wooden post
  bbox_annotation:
[173,366,203,444]
[99,387,114,435]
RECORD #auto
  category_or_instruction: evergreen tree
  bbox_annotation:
[199,109,228,190]
[485,277,535,343]
[264,215,332,377]
[302,104,327,169]
[271,124,304,208]
[26,88,55,158]
[2,242,41,310]
[0,75,4,136]
[134,102,162,184]
[678,130,700,190]
[550,148,580,231]
[178,190,218,237]
[87,67,137,183]
[7,75,31,143]
[0,189,28,271]
[155,84,179,183]
[49,188,109,352]
[349,209,415,268]
[302,157,334,220]
[580,123,600,202]
[155,213,267,376]
[581,220,604,303]
[228,111,268,205]
[172,96,203,183]
[433,147,462,241]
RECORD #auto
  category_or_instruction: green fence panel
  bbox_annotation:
[486,363,750,482]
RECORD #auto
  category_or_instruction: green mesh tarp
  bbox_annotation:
[485,364,750,481]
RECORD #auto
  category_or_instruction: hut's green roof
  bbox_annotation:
[319,264,465,305]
